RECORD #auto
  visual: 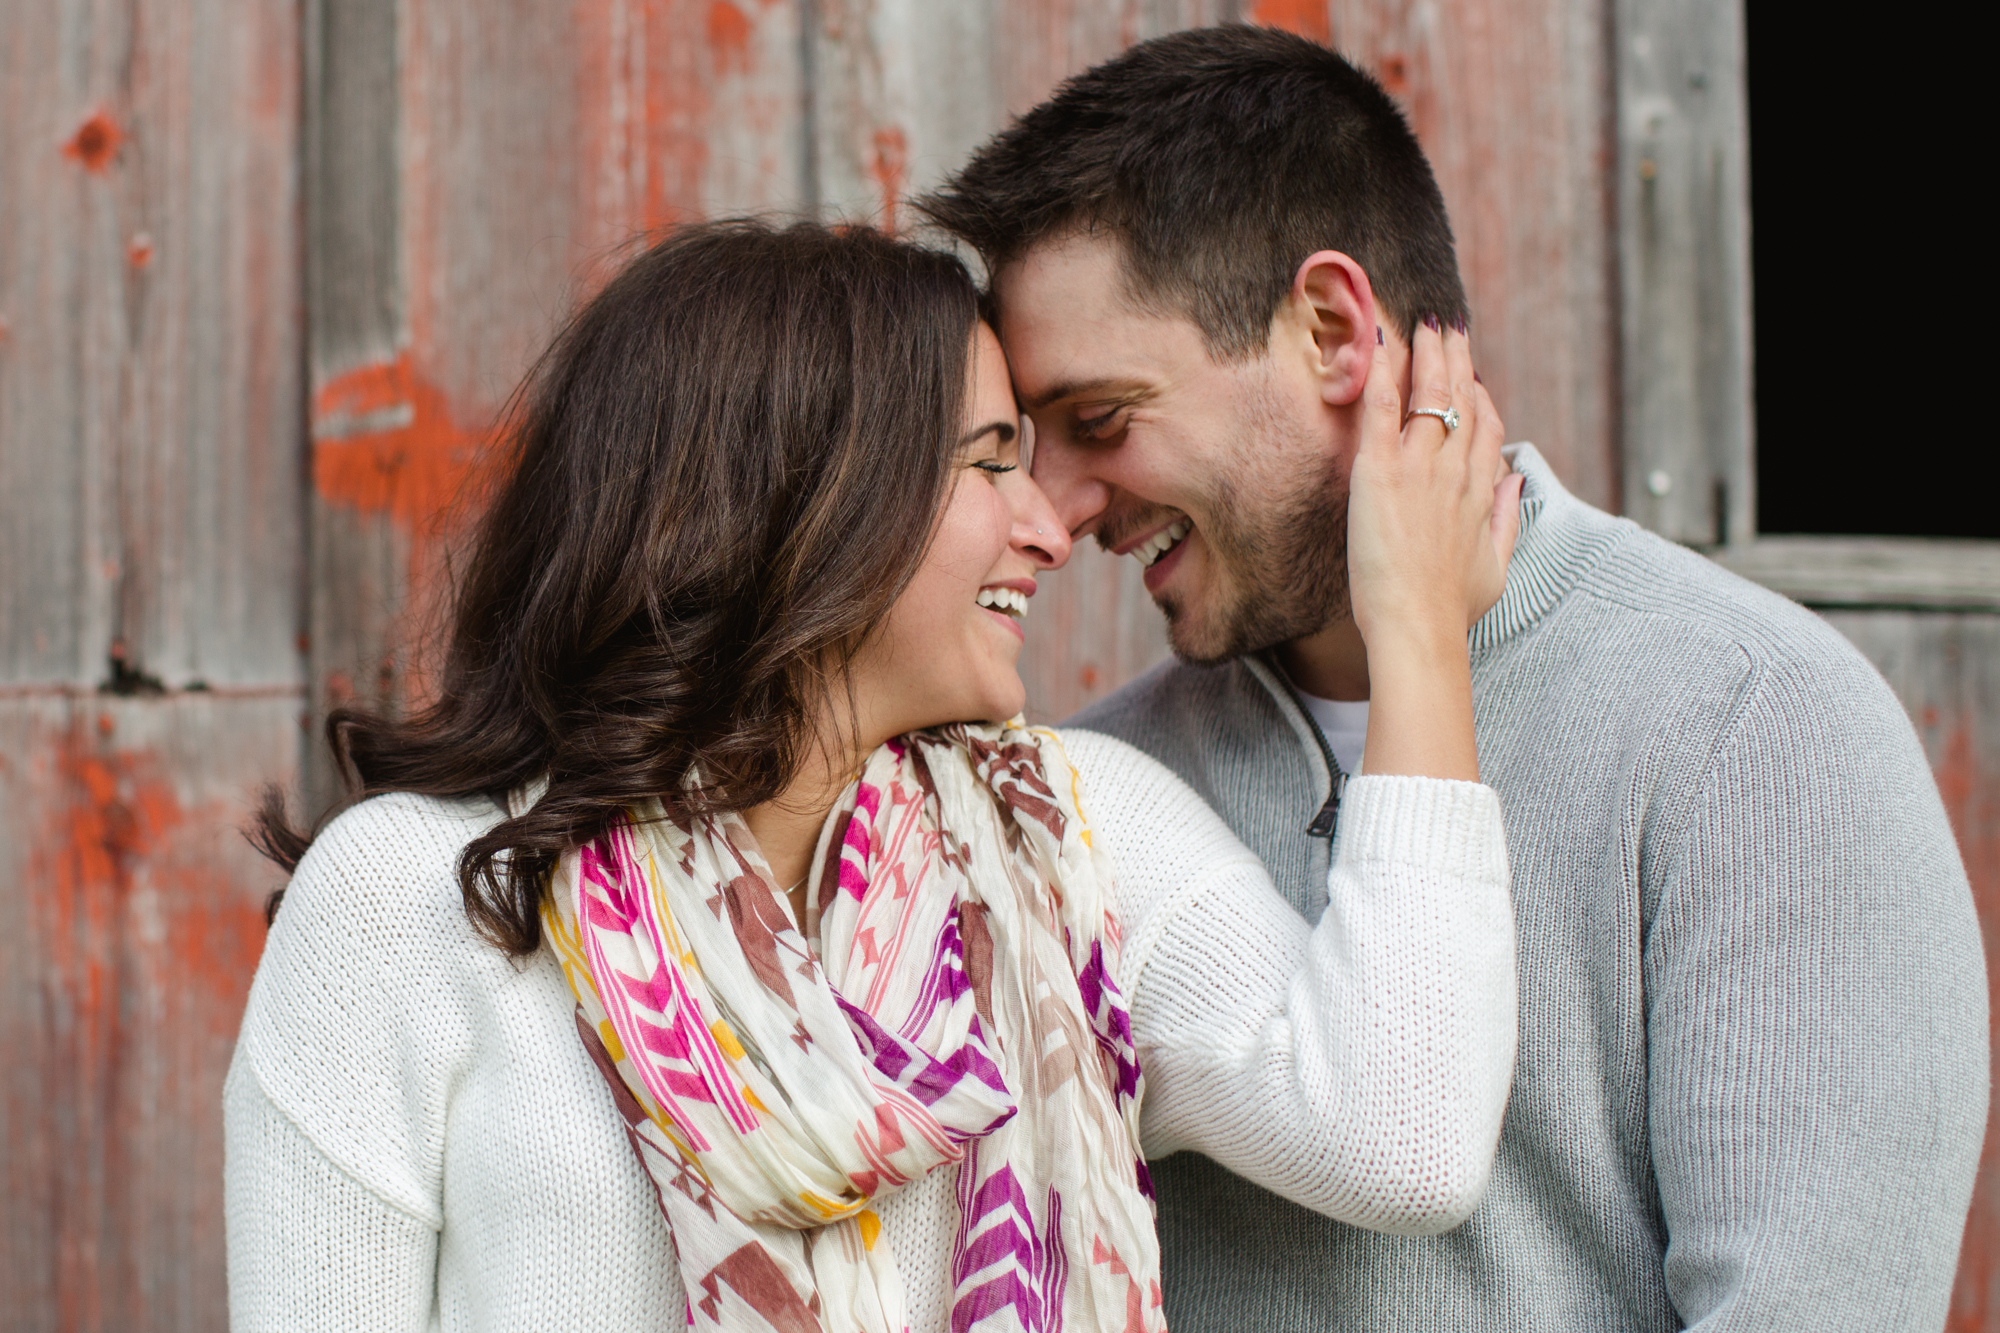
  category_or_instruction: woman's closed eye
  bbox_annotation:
[971,459,1017,475]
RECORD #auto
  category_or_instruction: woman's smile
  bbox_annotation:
[975,580,1034,639]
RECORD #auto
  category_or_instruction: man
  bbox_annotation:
[921,25,1987,1331]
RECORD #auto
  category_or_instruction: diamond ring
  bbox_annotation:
[1407,406,1461,431]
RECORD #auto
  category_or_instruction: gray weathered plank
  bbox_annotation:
[302,0,811,810]
[0,1,304,1324]
[0,2,306,1325]
[1612,0,1753,544]
[0,0,305,689]
[1715,537,2000,612]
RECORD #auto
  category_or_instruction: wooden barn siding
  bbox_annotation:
[303,0,1624,743]
[6,0,1992,1328]
[0,0,305,1327]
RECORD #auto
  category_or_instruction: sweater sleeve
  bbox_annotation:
[224,1053,437,1333]
[1644,662,1987,1329]
[1059,729,1516,1236]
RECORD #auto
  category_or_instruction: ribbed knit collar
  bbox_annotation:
[1467,443,1623,654]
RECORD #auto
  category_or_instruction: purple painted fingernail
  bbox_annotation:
[1474,370,1483,383]
[1423,313,1441,332]
[1376,325,1384,345]
[1452,315,1468,335]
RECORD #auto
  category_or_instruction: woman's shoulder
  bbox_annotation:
[257,788,512,1012]
[282,790,504,928]
[1053,726,1261,877]
[256,790,516,1045]
[237,791,517,1219]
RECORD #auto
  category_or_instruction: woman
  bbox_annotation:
[226,221,1516,1332]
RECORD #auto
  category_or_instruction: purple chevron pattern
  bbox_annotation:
[949,1164,1069,1333]
[1076,939,1142,1102]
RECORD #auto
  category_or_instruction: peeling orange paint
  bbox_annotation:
[868,126,908,236]
[1378,53,1412,99]
[1934,722,2000,901]
[19,716,270,1328]
[126,232,154,269]
[1248,0,1332,44]
[311,351,487,534]
[575,0,714,260]
[707,0,754,73]
[311,352,498,711]
[61,109,124,172]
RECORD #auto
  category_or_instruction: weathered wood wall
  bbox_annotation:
[304,0,1624,749]
[0,0,304,1327]
[3,0,1994,1328]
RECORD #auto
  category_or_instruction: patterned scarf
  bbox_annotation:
[543,723,1164,1333]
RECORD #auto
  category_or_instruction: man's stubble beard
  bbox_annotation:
[1155,376,1351,665]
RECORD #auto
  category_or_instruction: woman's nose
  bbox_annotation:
[1012,474,1073,570]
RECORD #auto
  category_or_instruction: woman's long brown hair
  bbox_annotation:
[254,220,979,955]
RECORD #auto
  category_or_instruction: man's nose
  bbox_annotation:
[1027,434,1111,539]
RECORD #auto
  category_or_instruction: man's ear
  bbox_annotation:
[1287,251,1378,407]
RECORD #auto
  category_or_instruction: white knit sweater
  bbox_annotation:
[224,730,1514,1332]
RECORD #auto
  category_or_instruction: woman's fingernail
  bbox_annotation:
[1376,325,1384,345]
[1423,313,1441,332]
[1452,315,1468,335]
[1474,370,1483,383]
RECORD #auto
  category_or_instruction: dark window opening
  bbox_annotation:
[1745,7,1989,540]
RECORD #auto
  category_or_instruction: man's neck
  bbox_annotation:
[1275,616,1370,701]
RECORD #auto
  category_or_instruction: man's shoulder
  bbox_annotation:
[1065,656,1288,762]
[1063,653,1333,838]
[1499,450,1881,692]
[1070,657,1244,732]
[1569,519,1888,691]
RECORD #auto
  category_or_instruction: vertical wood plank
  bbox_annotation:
[1611,0,1752,544]
[1323,0,1620,514]
[1818,609,2000,1330]
[1,0,305,690]
[0,0,304,1326]
[303,0,810,809]
[1,694,298,1332]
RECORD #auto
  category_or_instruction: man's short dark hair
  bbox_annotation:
[919,25,1467,358]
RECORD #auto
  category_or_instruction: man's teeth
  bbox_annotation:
[1134,520,1191,568]
[976,586,1029,618]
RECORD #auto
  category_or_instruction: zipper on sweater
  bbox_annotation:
[1260,652,1348,840]
[1304,769,1345,838]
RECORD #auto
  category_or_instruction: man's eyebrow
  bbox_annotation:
[1020,378,1140,412]
[957,420,1017,447]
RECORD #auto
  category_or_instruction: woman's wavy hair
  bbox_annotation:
[255,220,980,955]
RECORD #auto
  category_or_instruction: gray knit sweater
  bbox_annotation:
[1070,444,1988,1331]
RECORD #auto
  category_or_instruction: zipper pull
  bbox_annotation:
[1304,769,1345,838]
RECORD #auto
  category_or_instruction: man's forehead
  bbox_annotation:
[995,234,1204,400]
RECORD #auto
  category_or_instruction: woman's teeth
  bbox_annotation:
[977,586,1029,618]
[1134,519,1191,568]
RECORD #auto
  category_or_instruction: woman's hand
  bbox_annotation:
[1344,318,1523,781]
